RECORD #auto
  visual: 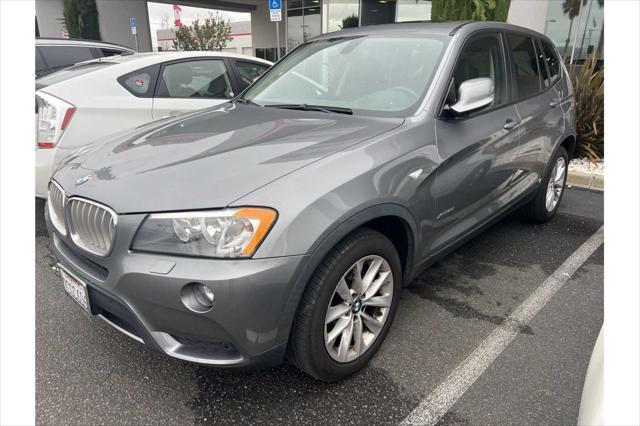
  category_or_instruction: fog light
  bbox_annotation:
[181,282,215,313]
[194,284,215,306]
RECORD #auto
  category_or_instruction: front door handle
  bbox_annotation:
[504,118,520,130]
[550,97,562,107]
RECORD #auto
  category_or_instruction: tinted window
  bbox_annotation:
[36,48,47,73]
[100,48,130,57]
[534,39,550,88]
[540,39,561,84]
[507,34,542,101]
[39,45,95,70]
[234,60,269,90]
[158,60,234,98]
[117,65,160,98]
[451,32,506,108]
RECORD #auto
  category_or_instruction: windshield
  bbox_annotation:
[242,35,446,117]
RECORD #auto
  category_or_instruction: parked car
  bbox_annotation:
[46,22,575,381]
[578,327,604,425]
[36,51,272,198]
[36,38,134,78]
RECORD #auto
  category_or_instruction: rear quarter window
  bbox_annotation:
[117,64,160,98]
[540,39,561,84]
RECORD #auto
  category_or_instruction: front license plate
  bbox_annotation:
[61,268,91,313]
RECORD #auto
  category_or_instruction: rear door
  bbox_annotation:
[505,33,565,191]
[151,58,236,120]
[430,31,521,253]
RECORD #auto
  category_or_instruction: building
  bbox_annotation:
[36,0,604,62]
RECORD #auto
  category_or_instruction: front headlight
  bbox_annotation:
[131,207,277,258]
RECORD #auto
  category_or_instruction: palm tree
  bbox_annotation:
[561,0,587,57]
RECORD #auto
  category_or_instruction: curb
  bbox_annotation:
[566,170,604,192]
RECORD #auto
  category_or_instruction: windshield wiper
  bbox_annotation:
[264,103,353,115]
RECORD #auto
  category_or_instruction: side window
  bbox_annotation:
[157,60,234,99]
[39,46,95,70]
[234,60,269,90]
[117,64,160,98]
[540,39,561,84]
[449,32,507,109]
[100,48,129,57]
[36,48,47,74]
[506,34,543,101]
[535,39,550,88]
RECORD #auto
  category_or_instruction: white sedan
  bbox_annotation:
[35,51,272,198]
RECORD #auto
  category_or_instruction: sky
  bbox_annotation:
[147,2,251,50]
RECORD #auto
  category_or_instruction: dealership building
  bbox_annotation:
[36,0,603,62]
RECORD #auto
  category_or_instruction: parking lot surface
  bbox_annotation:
[36,188,603,425]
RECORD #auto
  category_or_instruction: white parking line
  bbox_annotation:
[402,225,604,426]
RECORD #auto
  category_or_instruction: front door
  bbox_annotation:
[152,58,235,120]
[429,32,521,255]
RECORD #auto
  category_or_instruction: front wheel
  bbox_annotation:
[521,146,569,222]
[288,228,401,382]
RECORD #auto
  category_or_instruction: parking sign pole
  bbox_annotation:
[269,0,281,61]
[276,22,280,61]
[130,17,139,52]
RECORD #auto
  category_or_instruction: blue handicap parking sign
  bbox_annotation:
[269,0,281,10]
[130,17,137,29]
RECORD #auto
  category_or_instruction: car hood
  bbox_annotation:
[53,103,403,213]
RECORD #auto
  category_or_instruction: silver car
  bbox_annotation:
[46,21,575,381]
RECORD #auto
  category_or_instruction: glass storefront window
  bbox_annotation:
[396,0,431,22]
[544,0,604,61]
[360,0,396,27]
[287,0,322,51]
[322,0,360,33]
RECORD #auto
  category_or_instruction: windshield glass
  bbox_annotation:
[242,35,446,117]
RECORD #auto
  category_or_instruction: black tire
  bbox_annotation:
[521,146,569,222]
[288,228,401,382]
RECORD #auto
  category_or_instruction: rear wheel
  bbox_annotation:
[288,228,401,382]
[521,146,568,222]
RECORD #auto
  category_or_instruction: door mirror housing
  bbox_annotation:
[448,77,495,115]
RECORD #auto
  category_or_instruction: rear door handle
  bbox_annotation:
[550,97,562,107]
[504,118,520,130]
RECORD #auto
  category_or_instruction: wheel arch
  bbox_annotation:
[275,203,419,351]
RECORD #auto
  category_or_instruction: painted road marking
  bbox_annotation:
[402,225,604,426]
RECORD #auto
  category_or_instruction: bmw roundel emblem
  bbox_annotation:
[75,175,92,186]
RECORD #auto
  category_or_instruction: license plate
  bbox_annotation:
[61,268,91,313]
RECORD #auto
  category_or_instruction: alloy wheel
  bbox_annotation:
[545,156,566,212]
[323,255,394,363]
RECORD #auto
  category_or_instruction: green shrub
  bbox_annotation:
[431,0,511,22]
[570,53,604,160]
[62,0,100,40]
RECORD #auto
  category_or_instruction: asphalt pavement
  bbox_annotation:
[35,188,603,425]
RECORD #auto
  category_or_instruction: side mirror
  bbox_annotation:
[449,77,495,115]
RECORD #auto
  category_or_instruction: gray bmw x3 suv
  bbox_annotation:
[46,21,575,381]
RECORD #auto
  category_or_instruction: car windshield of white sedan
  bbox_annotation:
[243,35,445,116]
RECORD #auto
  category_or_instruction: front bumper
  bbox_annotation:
[35,148,56,198]
[46,207,307,368]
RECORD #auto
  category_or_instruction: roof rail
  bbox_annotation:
[36,37,134,51]
[448,21,474,36]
